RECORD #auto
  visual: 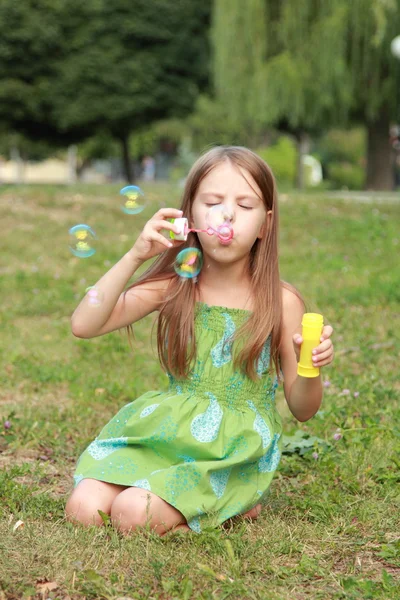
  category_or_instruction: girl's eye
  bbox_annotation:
[239,205,253,210]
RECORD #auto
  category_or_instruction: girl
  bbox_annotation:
[66,146,334,536]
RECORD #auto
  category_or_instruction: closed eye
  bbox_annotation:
[239,205,253,210]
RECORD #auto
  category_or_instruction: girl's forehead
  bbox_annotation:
[197,161,261,196]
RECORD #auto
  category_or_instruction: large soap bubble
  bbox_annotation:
[174,248,203,278]
[205,205,234,242]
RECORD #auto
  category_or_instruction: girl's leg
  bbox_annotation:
[110,488,189,536]
[65,478,128,527]
[240,503,262,520]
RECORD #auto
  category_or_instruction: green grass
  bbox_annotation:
[0,183,399,599]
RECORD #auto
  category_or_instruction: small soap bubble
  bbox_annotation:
[205,205,234,240]
[85,286,104,307]
[120,185,145,215]
[69,224,96,258]
[174,248,203,279]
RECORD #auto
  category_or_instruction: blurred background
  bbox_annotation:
[0,0,399,191]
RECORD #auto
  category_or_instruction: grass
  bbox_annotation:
[0,182,399,600]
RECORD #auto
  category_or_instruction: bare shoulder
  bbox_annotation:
[281,282,305,325]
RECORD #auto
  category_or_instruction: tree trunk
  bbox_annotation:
[365,108,394,190]
[296,131,310,190]
[67,145,77,184]
[11,145,24,184]
[120,135,133,183]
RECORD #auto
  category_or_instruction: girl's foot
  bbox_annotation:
[240,503,262,520]
[162,523,191,536]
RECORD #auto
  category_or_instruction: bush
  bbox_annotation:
[256,136,297,186]
[328,161,365,190]
[317,127,366,165]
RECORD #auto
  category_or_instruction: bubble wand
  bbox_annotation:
[169,217,233,243]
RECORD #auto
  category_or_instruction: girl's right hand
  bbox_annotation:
[130,207,185,263]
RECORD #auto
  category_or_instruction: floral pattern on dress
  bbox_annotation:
[211,313,236,367]
[87,437,128,460]
[191,392,223,443]
[210,467,232,498]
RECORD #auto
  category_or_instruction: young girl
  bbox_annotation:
[66,146,334,536]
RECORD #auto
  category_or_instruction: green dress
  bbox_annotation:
[73,302,283,533]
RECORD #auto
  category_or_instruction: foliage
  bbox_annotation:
[0,0,212,152]
[314,127,367,190]
[211,0,400,132]
[327,162,366,190]
[256,136,297,186]
[316,128,367,166]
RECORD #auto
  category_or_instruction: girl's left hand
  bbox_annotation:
[293,325,334,368]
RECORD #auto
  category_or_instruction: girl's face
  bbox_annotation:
[190,160,270,262]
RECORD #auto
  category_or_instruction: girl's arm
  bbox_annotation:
[279,287,334,422]
[71,207,183,339]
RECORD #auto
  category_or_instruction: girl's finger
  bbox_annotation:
[312,349,334,364]
[150,232,176,248]
[314,339,332,353]
[320,325,334,341]
[151,219,181,233]
[153,208,183,220]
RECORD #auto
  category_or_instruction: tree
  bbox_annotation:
[0,0,88,147]
[346,0,400,189]
[0,0,211,181]
[211,0,400,190]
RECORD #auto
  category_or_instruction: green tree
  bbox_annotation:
[0,0,211,181]
[212,0,400,190]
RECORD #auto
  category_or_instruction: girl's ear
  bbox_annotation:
[257,210,273,239]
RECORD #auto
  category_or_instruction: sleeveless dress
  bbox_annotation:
[73,302,283,533]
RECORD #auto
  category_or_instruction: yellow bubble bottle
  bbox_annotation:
[297,313,324,378]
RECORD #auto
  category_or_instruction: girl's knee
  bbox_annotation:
[110,489,185,535]
[110,491,144,533]
[65,479,122,527]
[65,492,104,527]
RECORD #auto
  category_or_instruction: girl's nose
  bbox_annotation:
[224,204,235,224]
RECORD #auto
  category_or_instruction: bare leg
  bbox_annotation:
[110,488,188,536]
[239,503,262,520]
[65,478,127,527]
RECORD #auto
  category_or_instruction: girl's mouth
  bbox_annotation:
[219,238,233,246]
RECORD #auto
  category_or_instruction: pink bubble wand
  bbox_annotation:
[171,218,234,242]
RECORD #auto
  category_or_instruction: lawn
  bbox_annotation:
[0,183,399,599]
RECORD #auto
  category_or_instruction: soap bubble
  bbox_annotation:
[120,185,145,215]
[69,224,96,258]
[205,205,234,241]
[174,248,203,279]
[85,286,104,307]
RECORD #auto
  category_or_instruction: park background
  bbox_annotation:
[0,1,399,599]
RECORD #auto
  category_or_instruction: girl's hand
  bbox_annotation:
[293,325,334,369]
[130,208,185,263]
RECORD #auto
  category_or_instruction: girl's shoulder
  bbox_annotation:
[281,280,305,313]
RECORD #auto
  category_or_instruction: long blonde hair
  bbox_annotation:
[126,146,303,381]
